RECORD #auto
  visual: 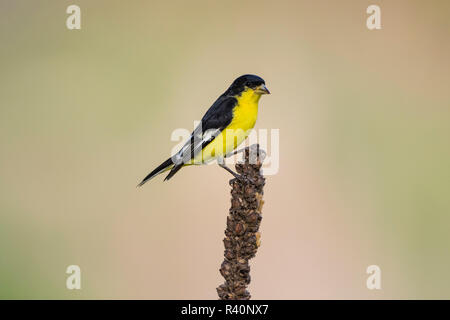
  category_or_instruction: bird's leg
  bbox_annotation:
[218,158,255,184]
[224,144,264,165]
[219,163,241,179]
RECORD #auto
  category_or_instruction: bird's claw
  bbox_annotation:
[230,174,256,185]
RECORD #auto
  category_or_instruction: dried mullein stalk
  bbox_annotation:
[217,145,266,300]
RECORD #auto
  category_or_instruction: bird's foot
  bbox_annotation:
[219,164,255,184]
[229,175,256,185]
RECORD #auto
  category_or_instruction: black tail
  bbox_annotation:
[138,158,173,187]
[163,163,183,181]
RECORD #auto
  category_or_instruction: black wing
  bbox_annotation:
[140,94,238,184]
[166,95,237,179]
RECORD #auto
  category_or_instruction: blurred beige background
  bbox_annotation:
[0,0,449,299]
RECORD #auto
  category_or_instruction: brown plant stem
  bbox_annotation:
[217,145,266,300]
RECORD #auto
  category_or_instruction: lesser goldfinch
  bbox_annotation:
[138,74,270,186]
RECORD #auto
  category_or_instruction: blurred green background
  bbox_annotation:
[0,0,449,299]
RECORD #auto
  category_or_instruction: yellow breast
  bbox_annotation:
[195,88,261,163]
[228,88,260,131]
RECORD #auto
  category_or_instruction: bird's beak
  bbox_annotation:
[256,84,270,95]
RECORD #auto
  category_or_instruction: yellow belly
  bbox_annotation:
[193,89,261,163]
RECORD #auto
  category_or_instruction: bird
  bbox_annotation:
[138,74,270,186]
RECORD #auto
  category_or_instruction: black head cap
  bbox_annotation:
[225,74,266,95]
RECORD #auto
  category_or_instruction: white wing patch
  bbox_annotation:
[174,127,222,165]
